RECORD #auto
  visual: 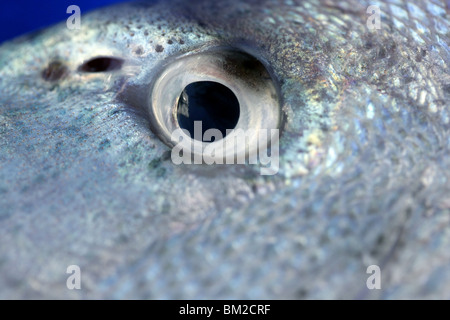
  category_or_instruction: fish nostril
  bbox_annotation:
[42,61,68,82]
[176,81,240,142]
[78,57,124,73]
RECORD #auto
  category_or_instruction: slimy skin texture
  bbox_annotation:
[0,0,448,299]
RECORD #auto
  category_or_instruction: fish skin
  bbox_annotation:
[0,0,449,299]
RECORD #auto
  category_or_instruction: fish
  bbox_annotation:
[0,0,448,299]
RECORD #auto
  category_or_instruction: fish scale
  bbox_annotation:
[0,0,449,299]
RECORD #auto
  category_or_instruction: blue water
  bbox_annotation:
[0,1,124,43]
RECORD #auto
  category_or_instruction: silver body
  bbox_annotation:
[0,0,449,299]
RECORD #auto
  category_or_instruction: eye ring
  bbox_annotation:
[148,48,281,161]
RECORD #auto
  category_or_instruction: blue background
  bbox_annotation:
[0,1,125,44]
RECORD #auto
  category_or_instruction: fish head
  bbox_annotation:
[0,0,449,299]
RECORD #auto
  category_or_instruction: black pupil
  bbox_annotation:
[176,81,240,142]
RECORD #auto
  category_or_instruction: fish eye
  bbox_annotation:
[177,81,240,142]
[149,49,281,161]
[78,57,124,73]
